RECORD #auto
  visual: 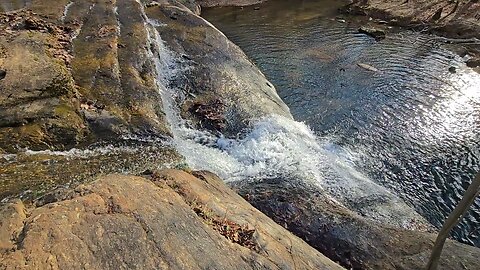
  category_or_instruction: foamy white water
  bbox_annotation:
[143,11,430,230]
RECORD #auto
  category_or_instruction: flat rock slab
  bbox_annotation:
[0,169,343,269]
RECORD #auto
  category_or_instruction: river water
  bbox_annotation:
[0,0,478,247]
[204,0,480,246]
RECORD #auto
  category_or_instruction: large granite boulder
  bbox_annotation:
[144,0,292,136]
[0,170,343,269]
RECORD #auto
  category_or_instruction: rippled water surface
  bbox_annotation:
[204,0,480,246]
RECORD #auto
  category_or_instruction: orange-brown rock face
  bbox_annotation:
[0,170,343,270]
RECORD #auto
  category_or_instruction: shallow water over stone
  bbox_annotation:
[204,0,480,246]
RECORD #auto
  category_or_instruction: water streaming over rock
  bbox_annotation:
[141,5,429,230]
[0,0,443,235]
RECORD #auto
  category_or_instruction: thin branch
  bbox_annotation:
[426,172,480,270]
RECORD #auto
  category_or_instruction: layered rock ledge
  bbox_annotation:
[0,170,342,269]
[0,0,291,200]
[342,0,480,69]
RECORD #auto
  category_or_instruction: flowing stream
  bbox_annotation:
[203,0,480,246]
[143,2,430,233]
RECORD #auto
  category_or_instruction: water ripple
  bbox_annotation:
[205,1,480,246]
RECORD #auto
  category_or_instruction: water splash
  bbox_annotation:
[143,11,429,229]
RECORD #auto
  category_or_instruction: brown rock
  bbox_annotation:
[0,200,26,252]
[0,171,343,270]
[467,58,480,68]
[343,0,480,40]
[358,25,386,40]
[195,0,266,8]
[0,11,87,152]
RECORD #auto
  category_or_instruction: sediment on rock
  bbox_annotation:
[0,170,343,270]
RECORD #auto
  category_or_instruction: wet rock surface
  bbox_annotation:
[196,0,266,8]
[145,0,292,136]
[344,0,480,38]
[358,25,386,40]
[0,2,173,154]
[0,0,185,203]
[67,0,172,143]
[232,178,480,270]
[343,0,480,69]
[0,170,342,269]
[0,143,181,201]
[0,0,289,198]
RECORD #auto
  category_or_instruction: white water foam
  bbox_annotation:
[61,2,74,22]
[0,0,425,229]
[143,13,430,229]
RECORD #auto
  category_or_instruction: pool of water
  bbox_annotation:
[204,0,480,246]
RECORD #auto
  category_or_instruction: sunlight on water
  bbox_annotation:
[203,0,480,245]
[141,8,430,230]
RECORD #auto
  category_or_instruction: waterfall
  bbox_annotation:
[142,9,430,230]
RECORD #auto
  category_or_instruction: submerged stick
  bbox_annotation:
[426,173,480,270]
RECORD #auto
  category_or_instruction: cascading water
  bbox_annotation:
[142,8,429,230]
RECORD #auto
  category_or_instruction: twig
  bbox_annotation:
[426,172,480,270]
